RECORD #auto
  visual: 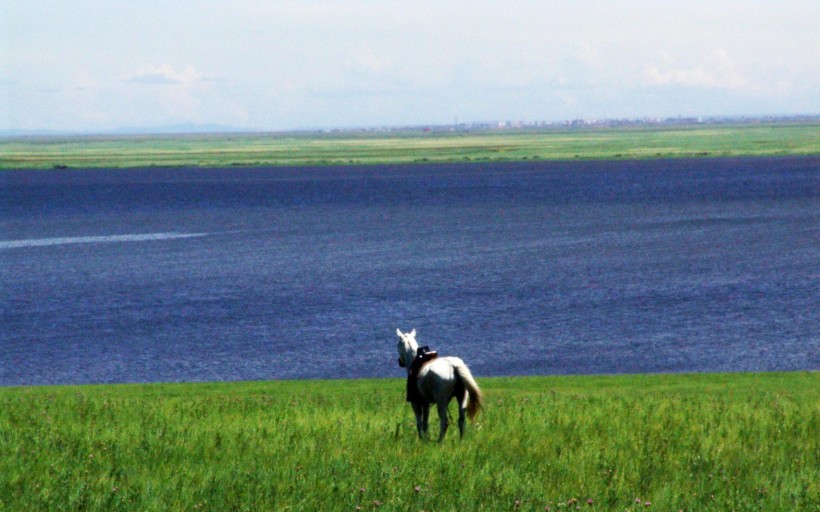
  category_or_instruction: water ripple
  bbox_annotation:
[0,232,209,250]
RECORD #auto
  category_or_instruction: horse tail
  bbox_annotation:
[453,360,483,421]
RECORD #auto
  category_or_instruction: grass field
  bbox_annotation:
[1,372,816,511]
[1,122,818,169]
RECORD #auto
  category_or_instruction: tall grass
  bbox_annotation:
[0,372,817,511]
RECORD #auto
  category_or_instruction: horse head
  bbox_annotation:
[396,328,418,369]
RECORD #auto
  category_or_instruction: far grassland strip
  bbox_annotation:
[0,122,818,169]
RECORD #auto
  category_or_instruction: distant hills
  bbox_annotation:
[0,123,258,138]
[106,123,260,135]
[2,115,817,138]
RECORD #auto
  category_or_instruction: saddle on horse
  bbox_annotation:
[406,346,438,402]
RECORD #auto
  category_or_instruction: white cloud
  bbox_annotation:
[126,64,203,86]
[575,44,600,66]
[354,51,393,75]
[645,49,748,90]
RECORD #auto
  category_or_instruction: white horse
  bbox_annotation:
[396,328,483,441]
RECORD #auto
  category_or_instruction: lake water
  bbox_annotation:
[1,157,818,386]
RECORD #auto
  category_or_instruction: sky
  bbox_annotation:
[1,1,818,133]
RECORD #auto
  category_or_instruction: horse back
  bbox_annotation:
[416,357,463,402]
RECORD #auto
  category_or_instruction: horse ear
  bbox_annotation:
[396,328,403,337]
[410,329,416,337]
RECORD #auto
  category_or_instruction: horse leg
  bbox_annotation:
[458,402,467,438]
[422,404,430,438]
[457,386,469,438]
[436,401,450,442]
[412,402,425,439]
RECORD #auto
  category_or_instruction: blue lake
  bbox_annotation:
[1,157,818,386]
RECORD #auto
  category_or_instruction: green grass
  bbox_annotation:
[1,122,818,169]
[1,372,816,511]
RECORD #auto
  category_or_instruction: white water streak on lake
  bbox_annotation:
[0,232,208,249]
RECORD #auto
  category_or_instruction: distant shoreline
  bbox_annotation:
[1,121,818,170]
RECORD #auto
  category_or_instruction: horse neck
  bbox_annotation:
[403,341,419,370]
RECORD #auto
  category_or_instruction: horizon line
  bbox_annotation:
[2,113,819,139]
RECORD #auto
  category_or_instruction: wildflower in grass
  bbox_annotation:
[414,485,422,493]
[587,498,593,505]
[644,502,651,507]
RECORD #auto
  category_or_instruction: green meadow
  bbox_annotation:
[1,372,816,511]
[1,122,818,169]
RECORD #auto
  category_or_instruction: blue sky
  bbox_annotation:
[2,1,818,133]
